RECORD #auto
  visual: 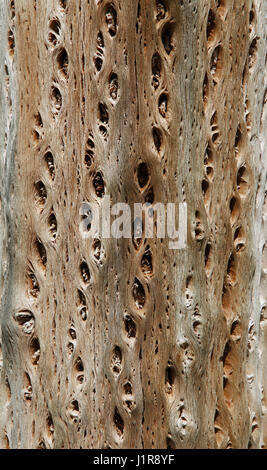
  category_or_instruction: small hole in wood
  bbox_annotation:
[162,23,174,55]
[132,278,146,309]
[56,48,68,78]
[113,408,124,436]
[105,5,117,37]
[137,162,149,189]
[93,172,105,198]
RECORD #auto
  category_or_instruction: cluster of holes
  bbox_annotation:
[47,17,67,116]
[30,113,57,386]
[202,4,226,126]
[229,126,247,252]
[218,68,253,430]
[221,22,256,430]
[28,64,59,389]
[3,0,15,191]
[92,4,119,318]
[132,160,156,315]
[151,1,174,161]
[220,142,248,423]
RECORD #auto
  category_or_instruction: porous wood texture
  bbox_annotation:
[0,0,266,449]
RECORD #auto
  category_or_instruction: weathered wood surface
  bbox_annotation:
[0,0,266,449]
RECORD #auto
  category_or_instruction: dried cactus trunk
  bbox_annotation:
[0,0,266,449]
